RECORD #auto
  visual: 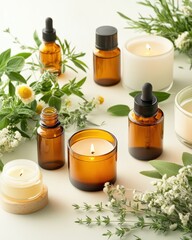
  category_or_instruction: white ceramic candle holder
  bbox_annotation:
[122,35,174,91]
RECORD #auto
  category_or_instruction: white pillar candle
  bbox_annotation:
[122,35,174,91]
[1,159,43,200]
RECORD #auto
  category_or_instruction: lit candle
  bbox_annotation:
[0,159,48,214]
[175,85,192,147]
[68,129,117,191]
[122,35,174,91]
[71,138,114,156]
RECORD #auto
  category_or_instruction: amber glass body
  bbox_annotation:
[68,129,117,191]
[39,41,61,75]
[93,48,121,86]
[37,107,65,170]
[128,109,164,160]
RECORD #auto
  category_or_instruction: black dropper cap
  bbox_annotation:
[42,17,56,42]
[134,83,158,117]
[95,26,118,50]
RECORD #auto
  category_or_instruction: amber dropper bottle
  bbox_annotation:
[128,82,164,160]
[93,26,121,86]
[39,17,62,75]
[37,107,65,170]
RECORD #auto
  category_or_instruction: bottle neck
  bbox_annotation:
[40,107,60,128]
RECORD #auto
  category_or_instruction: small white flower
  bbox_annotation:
[179,212,190,226]
[174,31,189,49]
[181,6,192,16]
[169,223,178,231]
[16,84,35,104]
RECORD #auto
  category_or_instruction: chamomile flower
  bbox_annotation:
[16,84,35,104]
[36,100,47,114]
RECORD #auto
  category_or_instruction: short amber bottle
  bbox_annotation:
[128,83,164,160]
[39,17,61,75]
[37,107,65,170]
[93,26,121,86]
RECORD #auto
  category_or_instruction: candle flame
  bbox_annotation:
[19,169,23,177]
[90,144,95,155]
[146,43,151,51]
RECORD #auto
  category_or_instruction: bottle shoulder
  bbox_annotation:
[93,48,120,58]
[129,109,164,125]
[37,125,64,138]
[39,42,61,53]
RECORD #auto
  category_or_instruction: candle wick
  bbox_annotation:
[19,169,23,176]
[91,150,95,155]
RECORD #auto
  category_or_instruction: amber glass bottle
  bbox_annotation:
[37,107,65,170]
[39,17,61,75]
[128,83,164,160]
[93,26,121,86]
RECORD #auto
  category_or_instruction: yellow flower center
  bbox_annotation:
[36,104,44,114]
[98,96,104,105]
[18,86,33,99]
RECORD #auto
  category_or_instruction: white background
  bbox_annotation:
[0,0,192,239]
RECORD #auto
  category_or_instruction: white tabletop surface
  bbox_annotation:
[1,0,192,239]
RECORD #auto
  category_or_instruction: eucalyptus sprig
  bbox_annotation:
[107,91,170,116]
[118,0,192,67]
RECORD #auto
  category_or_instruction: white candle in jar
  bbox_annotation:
[1,159,43,201]
[122,35,174,91]
[71,138,114,156]
[175,85,192,147]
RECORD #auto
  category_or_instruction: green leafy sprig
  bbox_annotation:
[141,152,192,179]
[118,0,192,67]
[4,28,88,74]
[107,91,170,116]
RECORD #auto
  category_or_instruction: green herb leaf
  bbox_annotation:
[129,91,170,102]
[48,96,61,111]
[6,56,25,72]
[0,49,11,68]
[0,116,9,130]
[40,92,52,103]
[7,72,26,83]
[182,152,192,166]
[140,170,162,179]
[149,160,182,177]
[107,104,130,116]
[15,52,32,59]
[8,81,15,96]
[0,160,4,171]
[33,30,41,47]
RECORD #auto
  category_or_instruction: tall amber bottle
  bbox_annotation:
[93,26,121,86]
[128,83,164,160]
[39,17,61,75]
[37,107,65,170]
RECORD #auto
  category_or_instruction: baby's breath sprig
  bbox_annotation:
[74,169,192,239]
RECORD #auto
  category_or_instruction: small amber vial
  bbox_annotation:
[37,107,65,170]
[39,17,61,75]
[128,83,164,160]
[93,26,121,86]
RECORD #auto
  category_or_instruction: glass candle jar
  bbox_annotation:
[122,35,174,91]
[68,129,117,191]
[175,85,192,147]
